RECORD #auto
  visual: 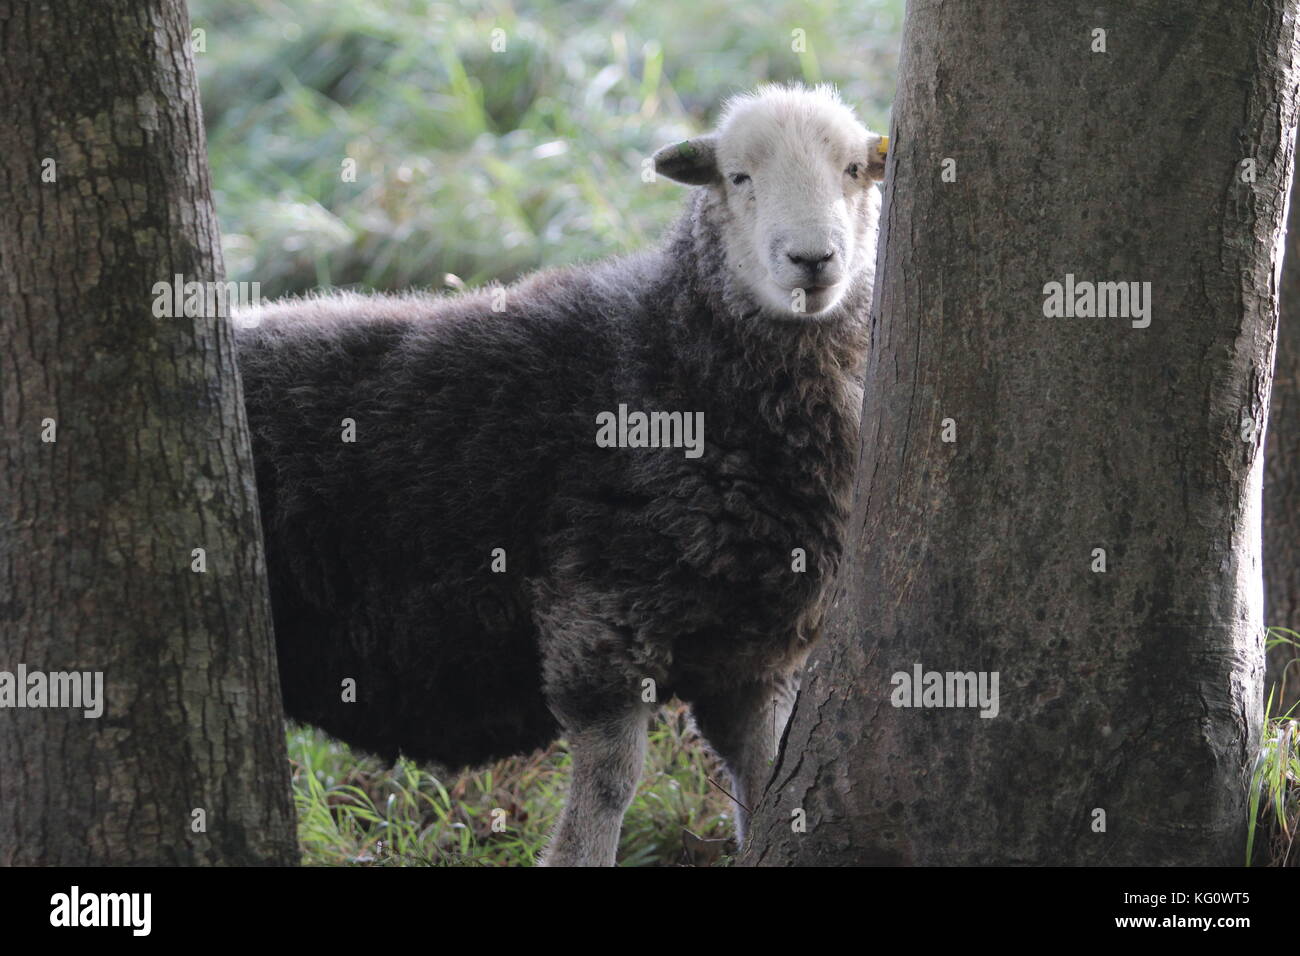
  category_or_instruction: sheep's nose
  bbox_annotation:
[786,249,835,275]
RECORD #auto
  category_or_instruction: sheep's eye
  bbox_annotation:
[729,173,750,186]
[845,162,862,179]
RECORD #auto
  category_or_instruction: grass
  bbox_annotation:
[1248,628,1300,866]
[290,703,736,866]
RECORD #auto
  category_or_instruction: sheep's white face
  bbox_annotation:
[654,85,886,319]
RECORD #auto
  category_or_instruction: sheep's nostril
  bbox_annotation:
[787,250,836,274]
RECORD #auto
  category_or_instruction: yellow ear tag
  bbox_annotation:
[877,135,890,156]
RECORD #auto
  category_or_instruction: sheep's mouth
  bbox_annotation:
[772,280,840,295]
[778,281,844,315]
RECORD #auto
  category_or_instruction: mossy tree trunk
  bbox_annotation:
[744,0,1299,865]
[0,0,297,864]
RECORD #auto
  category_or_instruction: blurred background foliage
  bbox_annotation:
[190,0,904,299]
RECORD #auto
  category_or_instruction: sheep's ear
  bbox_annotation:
[865,133,889,181]
[653,136,720,185]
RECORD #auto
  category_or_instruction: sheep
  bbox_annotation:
[235,83,887,866]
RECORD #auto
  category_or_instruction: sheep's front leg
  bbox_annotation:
[691,673,798,845]
[539,708,648,866]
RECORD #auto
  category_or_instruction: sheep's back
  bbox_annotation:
[235,285,616,765]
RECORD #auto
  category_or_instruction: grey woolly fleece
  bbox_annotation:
[235,182,872,769]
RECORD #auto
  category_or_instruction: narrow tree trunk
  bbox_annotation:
[0,0,297,864]
[745,0,1299,866]
[1264,177,1300,718]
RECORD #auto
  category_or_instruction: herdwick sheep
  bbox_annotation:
[235,83,887,866]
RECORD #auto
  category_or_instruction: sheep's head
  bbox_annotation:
[654,84,886,318]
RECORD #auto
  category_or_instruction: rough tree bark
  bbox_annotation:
[744,0,1299,865]
[0,1,298,864]
[1264,176,1300,718]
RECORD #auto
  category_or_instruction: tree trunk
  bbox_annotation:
[744,0,1299,866]
[0,0,297,864]
[1264,176,1300,718]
